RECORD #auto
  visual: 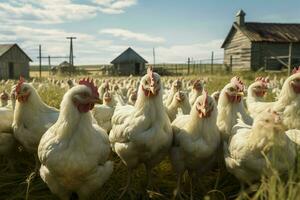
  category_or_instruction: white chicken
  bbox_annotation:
[38,78,113,200]
[224,109,295,184]
[98,80,110,103]
[171,91,220,199]
[166,91,191,122]
[246,77,273,118]
[0,91,9,107]
[12,78,59,169]
[272,67,300,129]
[127,89,137,106]
[188,80,203,106]
[92,90,116,133]
[217,77,253,141]
[164,79,182,107]
[109,68,172,198]
[211,91,220,105]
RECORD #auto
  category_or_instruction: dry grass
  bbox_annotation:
[0,70,299,200]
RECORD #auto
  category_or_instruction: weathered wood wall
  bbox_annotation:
[0,45,30,79]
[223,29,252,70]
[251,42,300,70]
[113,62,145,76]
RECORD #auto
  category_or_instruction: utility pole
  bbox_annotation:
[153,47,156,68]
[66,37,76,74]
[288,42,293,76]
[39,45,42,78]
[187,57,190,75]
[211,51,214,74]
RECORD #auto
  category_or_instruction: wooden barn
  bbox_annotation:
[0,44,32,79]
[222,10,300,71]
[111,47,148,75]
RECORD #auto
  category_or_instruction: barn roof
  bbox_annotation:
[0,44,32,61]
[111,47,148,64]
[221,22,300,48]
[58,61,70,67]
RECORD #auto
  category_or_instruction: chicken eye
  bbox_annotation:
[229,87,235,92]
[145,80,148,85]
[23,87,28,92]
[81,92,89,98]
[265,119,270,123]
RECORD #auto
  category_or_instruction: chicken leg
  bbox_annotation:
[173,172,188,200]
[118,169,132,200]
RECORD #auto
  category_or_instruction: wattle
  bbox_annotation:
[255,91,266,97]
[292,83,300,94]
[77,103,94,113]
[226,93,242,103]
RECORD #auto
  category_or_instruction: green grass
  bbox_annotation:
[0,70,299,200]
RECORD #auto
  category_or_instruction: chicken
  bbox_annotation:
[246,77,273,117]
[171,91,220,199]
[211,91,220,105]
[217,77,253,141]
[98,80,110,103]
[109,68,172,198]
[0,91,9,107]
[224,109,295,184]
[189,80,203,106]
[164,79,182,107]
[38,78,113,200]
[272,67,300,129]
[0,105,16,161]
[92,90,116,133]
[127,89,137,106]
[166,91,191,122]
[12,77,59,170]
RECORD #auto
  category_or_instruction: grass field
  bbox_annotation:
[1,70,300,200]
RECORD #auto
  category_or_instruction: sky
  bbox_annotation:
[0,0,300,65]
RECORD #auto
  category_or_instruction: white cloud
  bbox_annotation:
[0,24,118,64]
[94,0,137,14]
[148,40,224,63]
[0,0,137,24]
[100,28,165,43]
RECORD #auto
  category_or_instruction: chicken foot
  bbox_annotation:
[172,172,189,200]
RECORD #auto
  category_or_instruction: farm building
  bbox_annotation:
[51,61,74,75]
[111,47,148,75]
[222,10,300,71]
[0,44,32,79]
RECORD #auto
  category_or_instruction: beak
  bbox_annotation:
[89,96,102,104]
[236,92,244,96]
[150,84,157,95]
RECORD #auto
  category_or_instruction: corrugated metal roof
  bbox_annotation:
[111,47,148,64]
[222,22,300,48]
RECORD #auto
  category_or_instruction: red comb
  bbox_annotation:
[292,66,300,74]
[231,76,244,92]
[203,90,208,106]
[147,66,155,85]
[79,78,99,97]
[193,79,200,85]
[255,76,269,84]
[16,76,25,94]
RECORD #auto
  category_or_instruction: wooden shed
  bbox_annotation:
[222,10,300,71]
[0,44,32,79]
[111,47,148,75]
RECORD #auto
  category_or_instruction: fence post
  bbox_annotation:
[264,57,268,71]
[187,57,190,75]
[210,51,214,74]
[39,45,42,78]
[230,55,233,73]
